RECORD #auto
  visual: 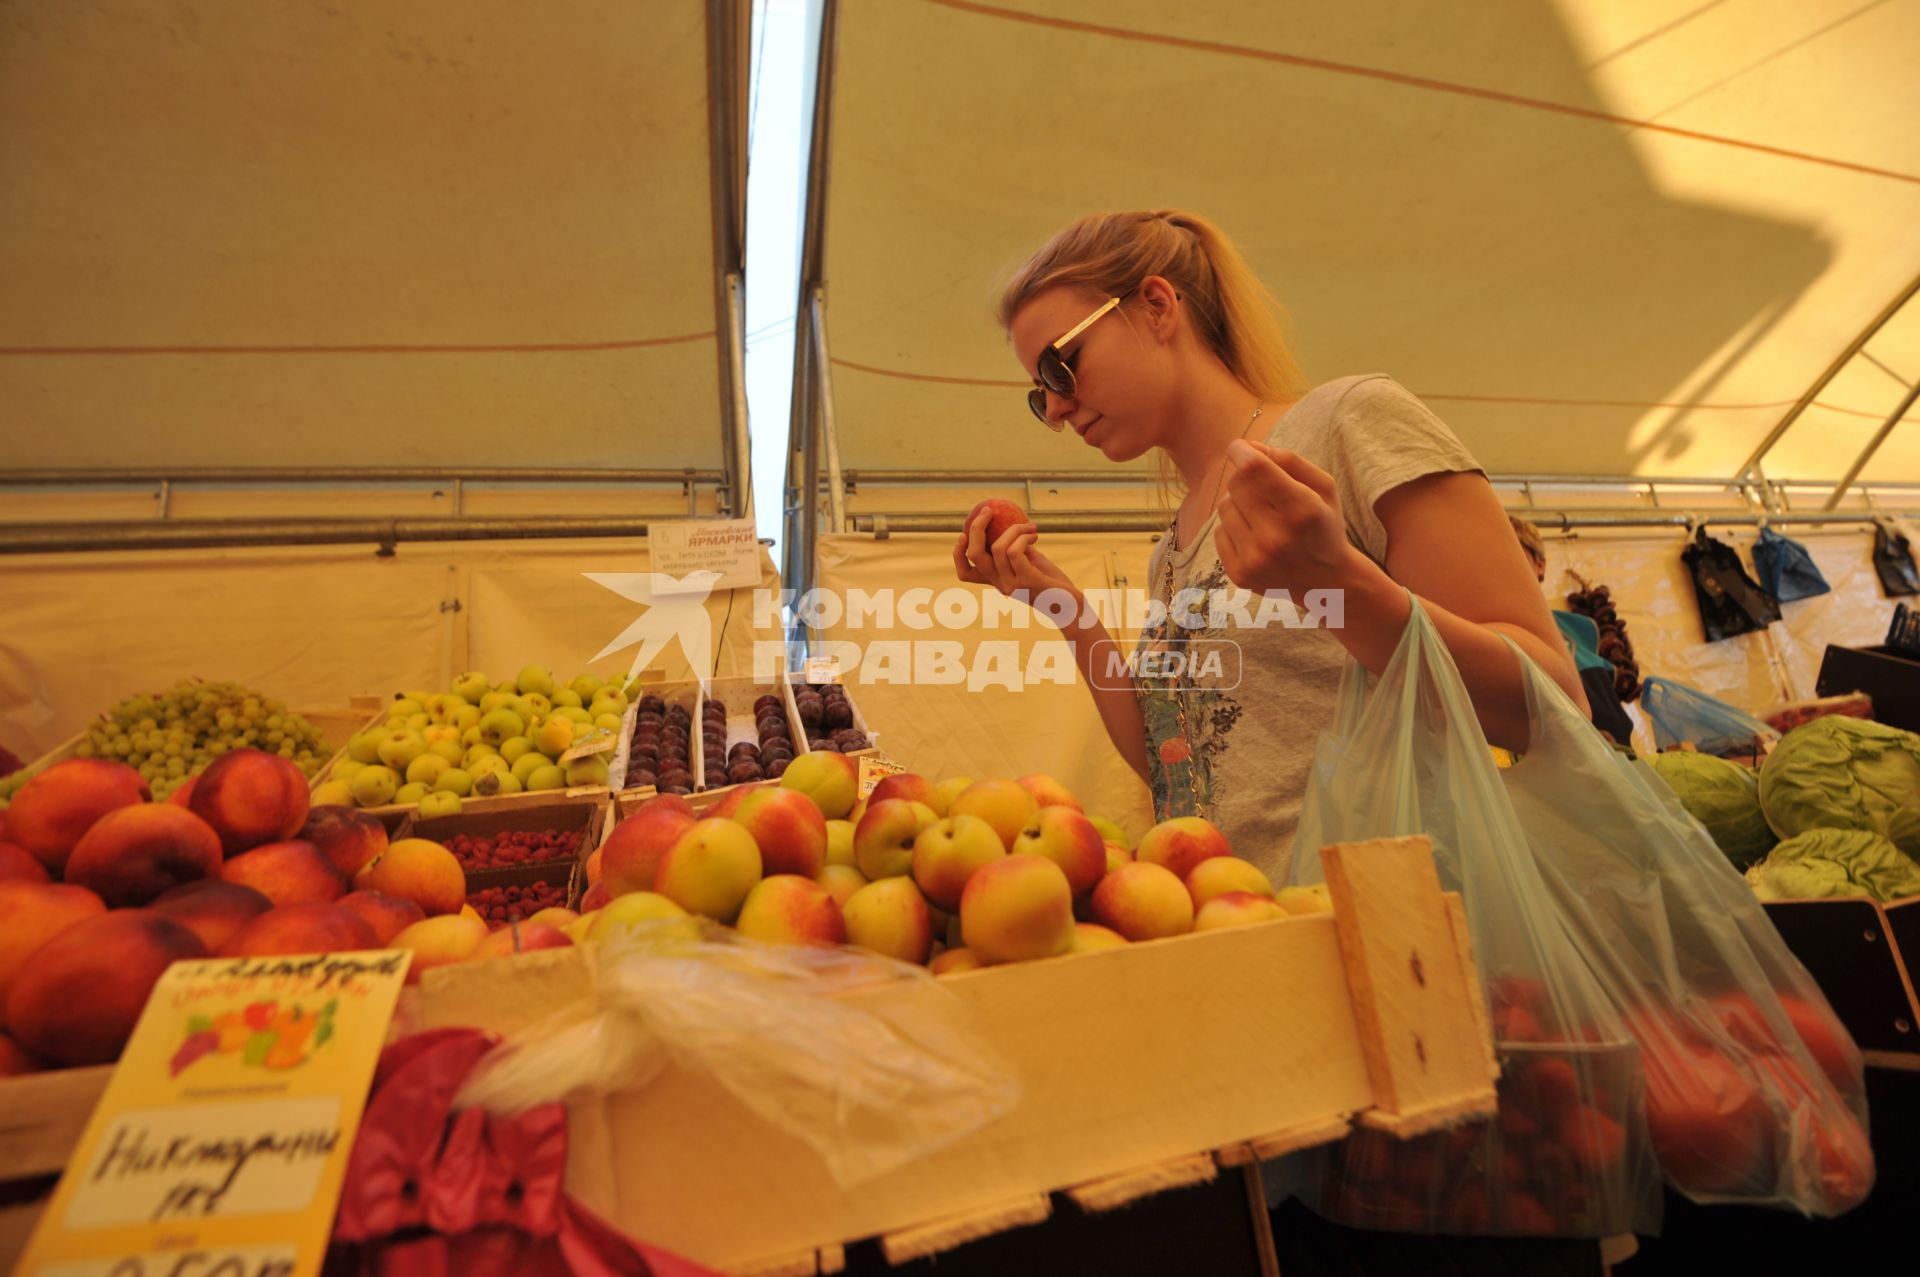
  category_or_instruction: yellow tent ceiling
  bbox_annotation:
[0,0,741,472]
[810,0,1920,487]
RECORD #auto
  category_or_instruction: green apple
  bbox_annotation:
[332,758,367,782]
[461,726,482,746]
[429,738,465,765]
[478,708,524,746]
[423,724,462,746]
[533,717,573,756]
[568,675,605,702]
[565,755,610,787]
[526,764,566,791]
[593,712,623,733]
[479,690,515,715]
[515,664,556,698]
[589,688,629,717]
[511,752,550,784]
[462,743,499,769]
[500,735,536,763]
[389,697,426,720]
[552,689,584,709]
[428,693,471,725]
[312,779,355,806]
[404,689,435,710]
[403,713,428,730]
[450,705,480,730]
[623,677,648,697]
[435,768,474,797]
[519,692,552,720]
[469,754,511,779]
[452,671,492,702]
[347,730,385,765]
[349,765,400,807]
[1088,815,1131,850]
[395,781,431,805]
[556,707,592,726]
[376,729,428,771]
[418,790,462,819]
[472,769,523,798]
[405,753,449,786]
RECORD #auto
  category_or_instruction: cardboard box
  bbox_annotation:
[402,790,610,912]
[408,836,1497,1273]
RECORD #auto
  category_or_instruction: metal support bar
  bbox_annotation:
[846,507,1919,537]
[0,468,723,486]
[0,517,664,556]
[723,272,753,519]
[1823,379,1920,510]
[812,290,846,533]
[1735,271,1920,482]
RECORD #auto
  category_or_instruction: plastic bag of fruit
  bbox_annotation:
[448,916,1020,1186]
[1640,676,1780,760]
[1499,653,1873,1216]
[1289,599,1664,1239]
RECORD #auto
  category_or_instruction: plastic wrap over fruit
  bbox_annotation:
[453,917,1021,1186]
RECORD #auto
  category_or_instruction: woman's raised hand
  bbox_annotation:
[954,510,1080,606]
[1214,440,1359,597]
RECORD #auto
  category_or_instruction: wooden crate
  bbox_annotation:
[13,702,374,791]
[409,835,1497,1274]
[401,790,610,912]
[784,674,878,760]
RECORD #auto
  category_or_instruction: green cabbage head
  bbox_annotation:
[1745,829,1920,903]
[1648,750,1777,868]
[1758,716,1920,857]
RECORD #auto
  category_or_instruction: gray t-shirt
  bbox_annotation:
[1135,373,1483,882]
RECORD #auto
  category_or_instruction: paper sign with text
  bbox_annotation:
[801,656,841,685]
[18,950,412,1277]
[649,519,761,592]
[856,754,907,797]
[559,726,619,764]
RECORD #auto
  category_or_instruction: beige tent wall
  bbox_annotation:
[0,542,781,761]
[0,0,726,470]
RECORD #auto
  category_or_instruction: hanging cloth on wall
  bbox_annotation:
[1682,526,1782,641]
[1749,526,1831,603]
[1872,520,1920,596]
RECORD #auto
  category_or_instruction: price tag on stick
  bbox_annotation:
[17,950,412,1277]
[857,754,907,797]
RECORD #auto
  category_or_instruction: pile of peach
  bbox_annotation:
[0,749,547,1074]
[569,750,1330,971]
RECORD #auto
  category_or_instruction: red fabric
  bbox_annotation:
[329,1029,724,1277]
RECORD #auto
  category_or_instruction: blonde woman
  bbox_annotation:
[955,210,1586,880]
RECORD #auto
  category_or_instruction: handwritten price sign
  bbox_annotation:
[17,952,410,1277]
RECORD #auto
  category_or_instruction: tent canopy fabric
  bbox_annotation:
[805,0,1920,493]
[0,0,745,476]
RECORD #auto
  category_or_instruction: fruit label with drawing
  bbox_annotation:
[856,754,907,797]
[17,950,411,1277]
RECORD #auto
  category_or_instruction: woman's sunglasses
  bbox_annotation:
[1028,296,1121,427]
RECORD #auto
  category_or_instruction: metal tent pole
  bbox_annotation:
[1822,378,1920,511]
[707,0,751,519]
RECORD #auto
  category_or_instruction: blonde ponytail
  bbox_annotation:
[997,209,1309,404]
